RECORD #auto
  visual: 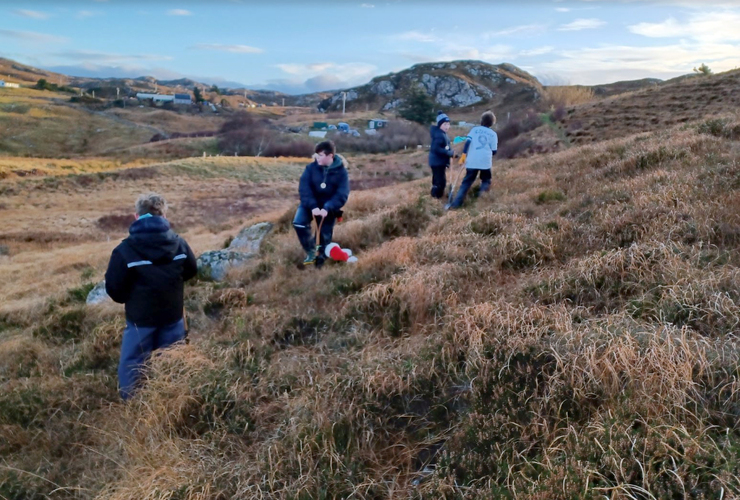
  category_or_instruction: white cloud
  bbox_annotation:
[393,31,440,43]
[191,44,263,54]
[629,11,740,43]
[53,50,173,64]
[276,62,376,80]
[541,41,740,84]
[13,9,50,19]
[487,24,547,37]
[518,46,555,57]
[167,9,192,16]
[361,3,375,7]
[0,29,68,44]
[558,18,606,31]
[555,7,571,12]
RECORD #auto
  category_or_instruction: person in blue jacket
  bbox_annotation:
[104,193,197,400]
[447,110,498,209]
[294,140,350,268]
[428,111,458,199]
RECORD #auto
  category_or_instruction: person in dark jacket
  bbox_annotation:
[293,140,350,268]
[105,193,197,400]
[428,111,457,199]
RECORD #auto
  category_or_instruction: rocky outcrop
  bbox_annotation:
[315,60,542,113]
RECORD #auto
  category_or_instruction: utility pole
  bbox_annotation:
[342,91,346,114]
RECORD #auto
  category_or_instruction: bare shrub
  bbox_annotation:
[262,140,314,158]
[331,120,428,154]
[96,214,135,231]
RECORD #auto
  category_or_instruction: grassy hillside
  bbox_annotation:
[0,87,153,157]
[0,110,738,498]
[488,69,740,160]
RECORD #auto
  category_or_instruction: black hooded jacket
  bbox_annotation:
[428,125,454,168]
[105,216,197,327]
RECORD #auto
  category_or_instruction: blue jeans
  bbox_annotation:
[118,318,185,400]
[450,168,492,208]
[292,206,336,259]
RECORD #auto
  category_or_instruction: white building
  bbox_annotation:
[0,81,20,88]
[174,93,192,104]
[136,93,175,103]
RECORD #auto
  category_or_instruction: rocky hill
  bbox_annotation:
[317,60,543,114]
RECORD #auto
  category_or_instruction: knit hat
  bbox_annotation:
[436,112,450,127]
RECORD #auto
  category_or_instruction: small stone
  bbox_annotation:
[86,281,111,305]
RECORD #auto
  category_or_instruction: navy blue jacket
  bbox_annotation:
[298,154,350,212]
[105,216,197,327]
[429,125,454,168]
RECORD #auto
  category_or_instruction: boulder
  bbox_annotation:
[197,250,257,281]
[198,222,273,281]
[228,222,273,253]
[86,281,111,305]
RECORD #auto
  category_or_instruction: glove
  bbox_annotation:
[319,208,328,217]
[311,207,322,217]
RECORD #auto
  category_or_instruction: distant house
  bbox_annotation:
[174,93,192,104]
[136,93,175,103]
[0,80,20,88]
[368,119,388,129]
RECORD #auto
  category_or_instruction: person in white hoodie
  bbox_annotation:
[447,111,498,209]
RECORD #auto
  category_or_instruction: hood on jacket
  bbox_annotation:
[312,153,348,170]
[430,125,447,137]
[126,216,180,262]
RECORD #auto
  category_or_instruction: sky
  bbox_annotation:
[1,0,739,94]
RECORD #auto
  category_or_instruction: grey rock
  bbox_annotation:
[382,98,403,110]
[197,250,256,281]
[371,80,395,95]
[434,77,484,107]
[86,281,111,305]
[505,78,517,85]
[198,222,273,281]
[228,222,273,252]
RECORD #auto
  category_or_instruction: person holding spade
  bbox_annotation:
[293,140,350,268]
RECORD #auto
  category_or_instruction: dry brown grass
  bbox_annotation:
[543,85,595,108]
[1,108,740,498]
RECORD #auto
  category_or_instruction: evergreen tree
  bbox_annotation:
[193,87,205,103]
[399,86,436,125]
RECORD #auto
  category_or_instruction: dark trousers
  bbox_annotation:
[450,168,492,208]
[430,165,448,199]
[119,318,185,400]
[293,205,336,260]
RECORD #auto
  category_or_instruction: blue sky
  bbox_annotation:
[1,1,739,94]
